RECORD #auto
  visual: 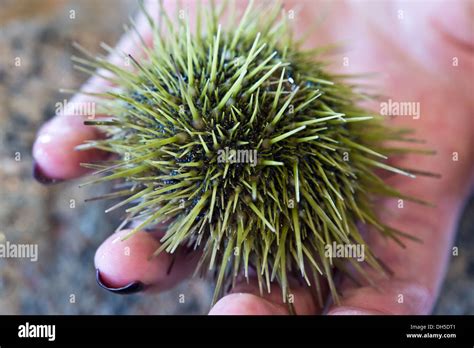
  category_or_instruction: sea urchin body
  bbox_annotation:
[76,0,429,306]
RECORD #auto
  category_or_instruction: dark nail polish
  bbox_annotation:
[96,269,145,295]
[33,161,63,185]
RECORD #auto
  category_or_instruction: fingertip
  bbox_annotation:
[94,228,196,293]
[33,115,105,181]
[94,229,166,289]
[209,293,288,315]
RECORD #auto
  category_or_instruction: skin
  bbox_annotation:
[32,0,474,315]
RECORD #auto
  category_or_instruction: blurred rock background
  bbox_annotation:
[0,0,472,315]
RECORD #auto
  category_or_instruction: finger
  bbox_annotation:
[209,293,290,315]
[94,228,198,294]
[32,2,158,183]
[209,272,326,315]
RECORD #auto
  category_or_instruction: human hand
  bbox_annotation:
[32,0,474,314]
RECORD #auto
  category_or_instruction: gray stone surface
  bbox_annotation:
[0,0,472,315]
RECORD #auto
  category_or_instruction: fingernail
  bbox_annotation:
[33,160,63,185]
[328,307,386,315]
[96,269,145,295]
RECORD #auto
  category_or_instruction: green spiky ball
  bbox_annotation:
[77,1,427,306]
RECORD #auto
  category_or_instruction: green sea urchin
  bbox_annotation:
[75,0,431,306]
